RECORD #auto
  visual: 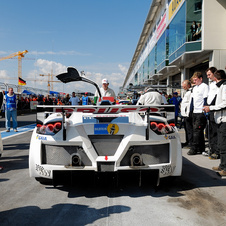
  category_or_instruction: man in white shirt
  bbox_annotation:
[187,72,208,155]
[205,67,219,158]
[69,92,80,105]
[94,78,116,102]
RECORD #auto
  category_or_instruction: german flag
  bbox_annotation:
[18,77,26,86]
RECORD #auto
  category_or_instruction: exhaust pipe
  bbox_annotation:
[130,153,142,166]
[71,153,81,166]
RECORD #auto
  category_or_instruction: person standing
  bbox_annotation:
[169,92,180,126]
[203,70,226,176]
[43,94,53,105]
[187,72,208,155]
[190,21,198,41]
[94,78,116,102]
[63,93,70,105]
[4,87,18,132]
[136,87,163,105]
[181,80,193,148]
[69,92,80,105]
[82,92,90,105]
[204,67,219,158]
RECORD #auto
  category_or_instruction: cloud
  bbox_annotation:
[0,51,8,56]
[29,50,91,56]
[0,70,8,78]
[35,59,67,74]
[118,64,128,75]
[23,59,128,95]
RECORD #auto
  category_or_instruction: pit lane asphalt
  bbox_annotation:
[0,113,226,226]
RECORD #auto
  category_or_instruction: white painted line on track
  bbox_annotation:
[1,124,36,140]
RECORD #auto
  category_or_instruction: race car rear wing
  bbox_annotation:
[36,105,175,141]
[36,105,175,114]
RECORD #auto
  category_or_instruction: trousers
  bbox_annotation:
[218,122,226,170]
[191,113,207,153]
[184,116,193,145]
[5,110,17,130]
[208,112,219,155]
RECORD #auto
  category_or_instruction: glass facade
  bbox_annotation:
[129,0,203,87]
[186,0,202,42]
[148,46,156,77]
[143,57,149,81]
[169,2,186,56]
[157,31,166,67]
[138,67,142,84]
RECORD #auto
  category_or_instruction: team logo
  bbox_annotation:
[164,135,176,140]
[107,124,119,135]
[36,135,47,140]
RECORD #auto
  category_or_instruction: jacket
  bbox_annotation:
[181,88,192,117]
[209,80,226,124]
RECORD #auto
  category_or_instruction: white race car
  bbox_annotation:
[29,68,182,186]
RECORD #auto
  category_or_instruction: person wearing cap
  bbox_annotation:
[94,78,116,101]
[82,92,90,105]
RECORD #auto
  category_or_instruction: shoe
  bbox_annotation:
[187,149,197,155]
[218,170,226,176]
[0,166,3,171]
[14,129,18,132]
[212,166,222,171]
[6,129,10,132]
[209,153,220,160]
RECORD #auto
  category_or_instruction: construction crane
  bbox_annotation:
[0,50,28,81]
[40,70,60,92]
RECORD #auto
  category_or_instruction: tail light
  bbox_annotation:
[36,122,62,135]
[150,121,175,135]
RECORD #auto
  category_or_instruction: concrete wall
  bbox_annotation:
[203,0,226,50]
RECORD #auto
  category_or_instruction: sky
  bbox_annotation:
[0,0,152,96]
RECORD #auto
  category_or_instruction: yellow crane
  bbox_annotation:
[0,50,28,83]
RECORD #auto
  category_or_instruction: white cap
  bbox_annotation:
[102,78,108,84]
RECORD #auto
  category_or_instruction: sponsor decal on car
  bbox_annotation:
[107,124,119,135]
[164,135,176,140]
[94,124,108,134]
[36,135,47,140]
[94,124,119,135]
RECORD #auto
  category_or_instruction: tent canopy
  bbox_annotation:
[22,90,36,95]
[49,91,60,95]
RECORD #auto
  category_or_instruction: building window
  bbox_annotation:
[148,46,156,77]
[143,57,149,81]
[186,0,202,42]
[157,31,166,67]
[169,2,186,56]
